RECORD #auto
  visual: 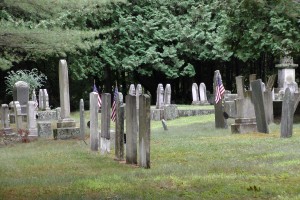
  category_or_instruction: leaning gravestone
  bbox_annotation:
[251,79,269,133]
[115,92,125,161]
[139,94,151,168]
[126,95,138,165]
[213,70,227,128]
[191,83,200,105]
[90,92,99,151]
[1,104,12,134]
[101,93,111,154]
[199,83,209,105]
[281,88,294,138]
[53,59,80,139]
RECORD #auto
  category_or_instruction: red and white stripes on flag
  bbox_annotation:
[215,74,225,104]
[93,84,102,109]
[111,86,118,122]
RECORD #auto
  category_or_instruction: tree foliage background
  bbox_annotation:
[0,0,299,107]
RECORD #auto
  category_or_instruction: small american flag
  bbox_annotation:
[93,84,102,109]
[215,74,225,104]
[111,86,118,122]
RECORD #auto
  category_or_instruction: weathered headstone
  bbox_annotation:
[100,93,111,154]
[31,90,38,110]
[129,84,136,95]
[249,74,257,90]
[136,84,142,109]
[264,90,274,124]
[139,94,151,168]
[79,99,85,140]
[281,88,294,138]
[1,104,12,134]
[90,92,99,151]
[13,81,29,114]
[27,101,38,137]
[156,84,164,109]
[213,70,227,128]
[54,60,80,139]
[164,84,171,106]
[39,89,44,110]
[126,95,138,165]
[191,83,200,105]
[161,119,168,130]
[43,89,50,110]
[199,83,209,104]
[251,79,269,133]
[8,101,15,124]
[266,74,277,91]
[115,94,125,161]
[236,76,246,99]
[14,101,23,130]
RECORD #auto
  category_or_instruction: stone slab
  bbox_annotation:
[53,127,80,140]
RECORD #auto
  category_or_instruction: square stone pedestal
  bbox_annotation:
[54,118,80,139]
[231,118,257,134]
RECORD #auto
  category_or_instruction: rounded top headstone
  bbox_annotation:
[14,81,29,88]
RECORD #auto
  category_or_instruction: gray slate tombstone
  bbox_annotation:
[13,81,29,114]
[199,83,208,104]
[236,76,245,99]
[139,94,151,168]
[79,99,85,140]
[281,88,294,138]
[213,70,227,128]
[192,83,200,104]
[251,79,269,133]
[27,101,38,137]
[126,95,138,165]
[156,84,164,109]
[164,84,171,106]
[1,104,12,134]
[101,93,111,154]
[115,94,125,161]
[43,89,50,110]
[90,92,99,151]
[39,89,44,110]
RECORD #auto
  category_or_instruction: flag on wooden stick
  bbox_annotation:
[111,85,118,122]
[215,74,225,104]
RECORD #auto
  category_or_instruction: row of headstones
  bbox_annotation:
[1,101,37,137]
[89,92,151,168]
[156,83,171,109]
[215,71,296,138]
[191,83,209,105]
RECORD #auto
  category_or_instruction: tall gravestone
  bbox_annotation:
[213,70,227,128]
[27,101,38,138]
[139,94,151,168]
[54,59,80,139]
[43,89,50,110]
[1,104,12,134]
[115,92,125,161]
[251,79,269,133]
[191,83,200,105]
[13,81,29,114]
[79,99,85,140]
[39,89,44,110]
[199,83,209,105]
[236,76,246,99]
[101,93,111,154]
[164,84,171,106]
[136,84,142,109]
[90,92,99,151]
[281,88,294,138]
[249,74,257,90]
[156,84,164,109]
[126,95,138,165]
[14,101,23,130]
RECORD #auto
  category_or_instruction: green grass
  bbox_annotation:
[1,114,300,199]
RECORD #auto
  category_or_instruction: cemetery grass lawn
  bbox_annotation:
[1,114,300,199]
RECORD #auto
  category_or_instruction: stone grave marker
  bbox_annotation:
[249,74,257,90]
[251,79,269,133]
[136,84,142,109]
[27,101,38,138]
[191,83,200,105]
[39,89,44,110]
[14,101,23,130]
[281,88,294,138]
[199,83,209,104]
[126,95,138,165]
[13,81,29,114]
[1,104,12,134]
[164,84,171,106]
[266,74,277,91]
[80,99,85,140]
[139,94,151,168]
[156,84,164,109]
[43,89,50,110]
[90,92,99,151]
[236,76,246,99]
[129,84,136,95]
[213,70,227,128]
[101,93,111,154]
[115,93,125,161]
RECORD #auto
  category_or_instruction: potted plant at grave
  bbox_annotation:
[5,68,47,96]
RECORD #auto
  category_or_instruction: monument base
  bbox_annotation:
[37,121,53,137]
[231,118,257,134]
[53,127,80,140]
[191,101,201,105]
[1,128,13,134]
[57,118,76,128]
